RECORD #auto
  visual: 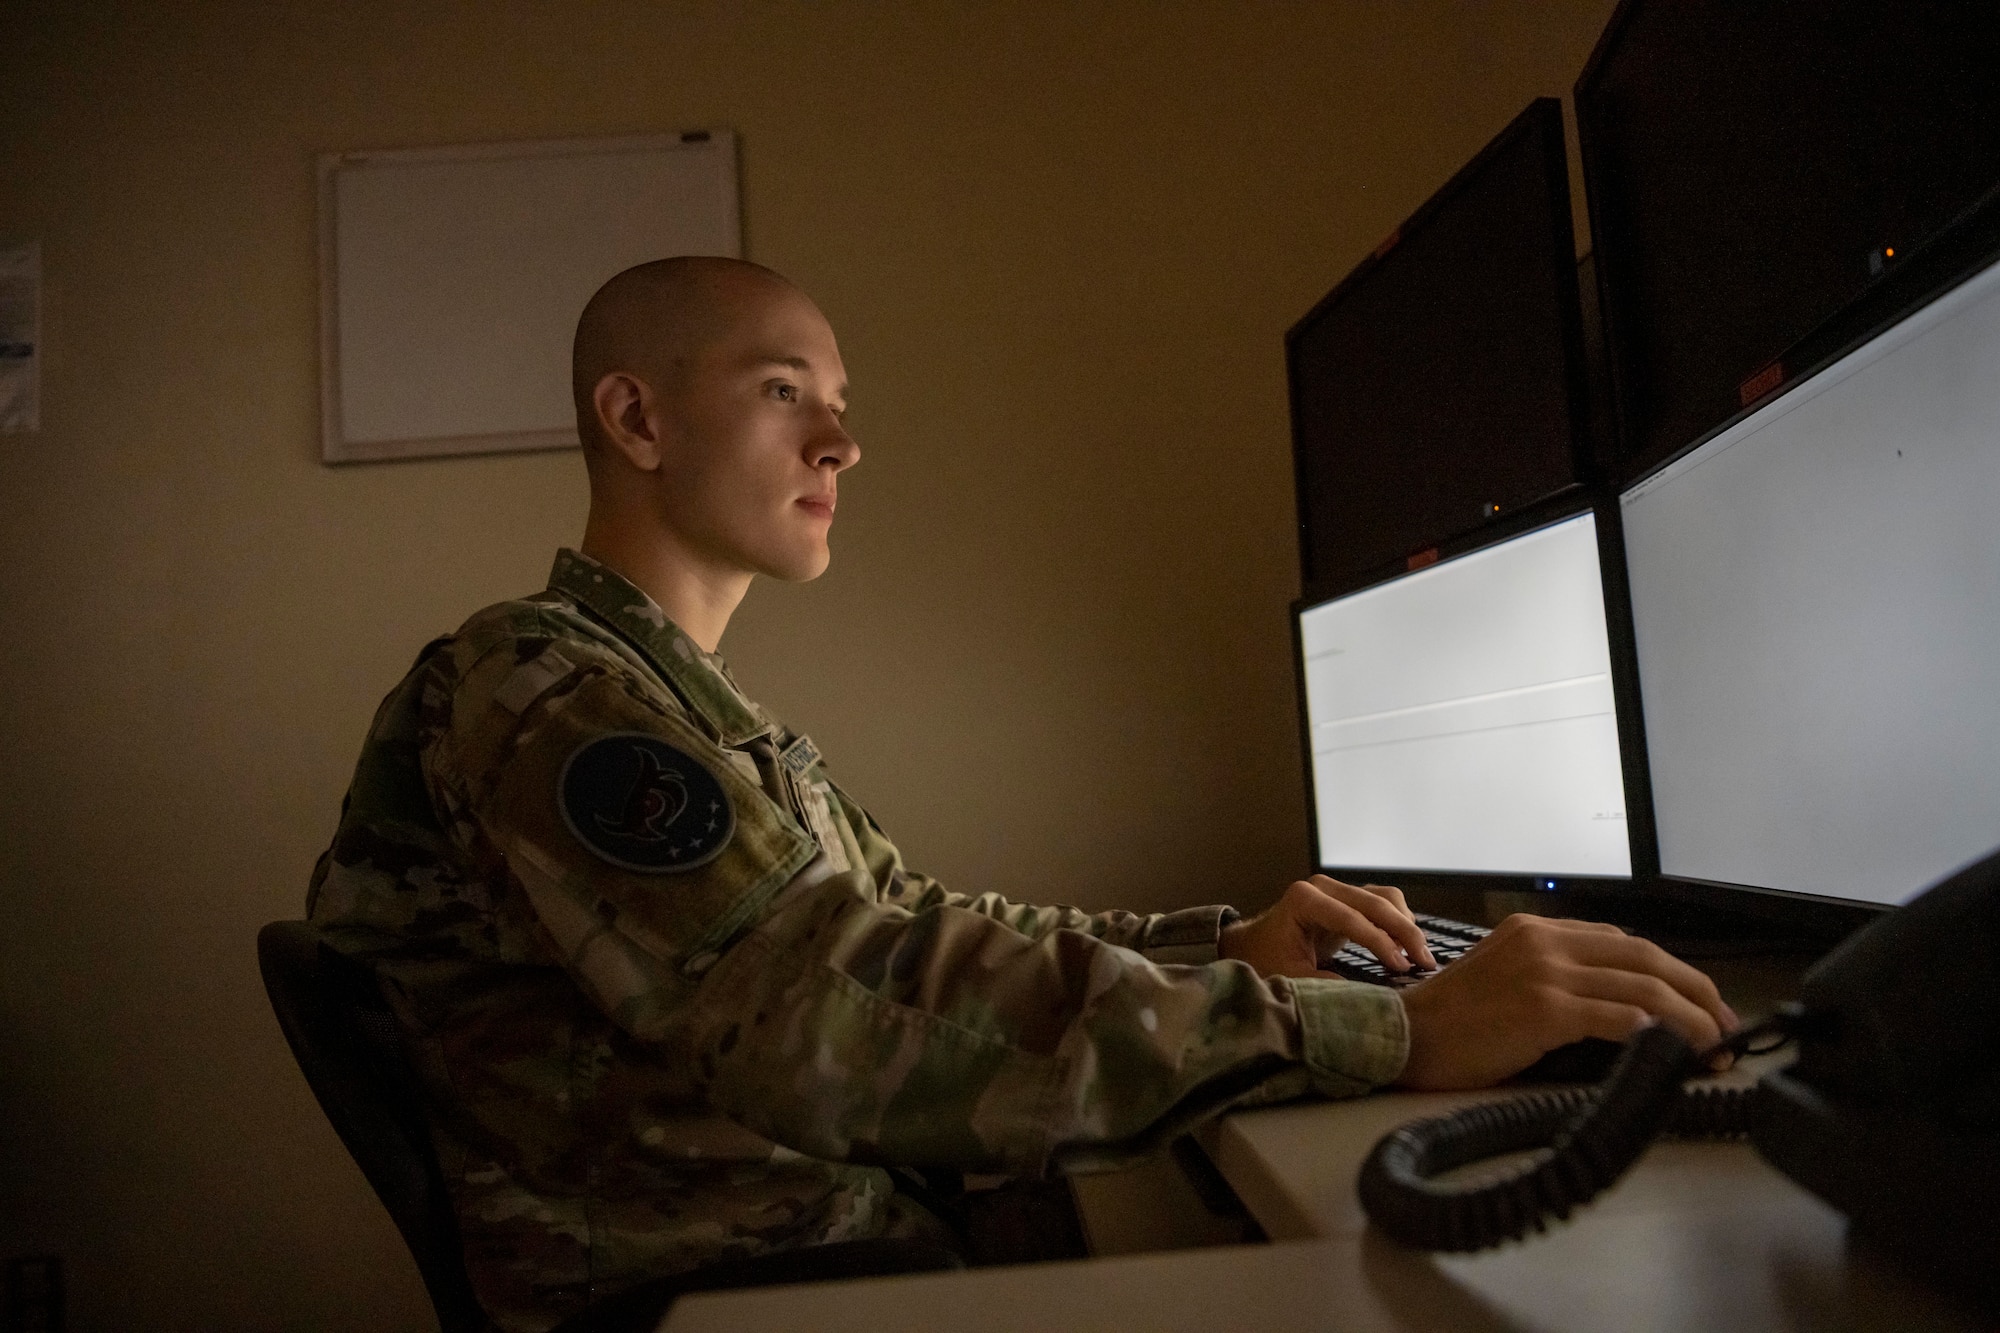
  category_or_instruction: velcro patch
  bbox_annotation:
[495,648,578,715]
[559,732,734,873]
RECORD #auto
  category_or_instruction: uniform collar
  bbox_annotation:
[547,548,773,747]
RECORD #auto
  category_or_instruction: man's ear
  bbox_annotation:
[592,371,665,471]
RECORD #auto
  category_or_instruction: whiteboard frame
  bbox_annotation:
[317,130,741,465]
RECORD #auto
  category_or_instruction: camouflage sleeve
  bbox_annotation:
[843,791,1236,966]
[430,629,1408,1177]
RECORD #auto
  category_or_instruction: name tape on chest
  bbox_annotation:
[774,734,850,873]
[559,733,734,873]
[777,734,823,777]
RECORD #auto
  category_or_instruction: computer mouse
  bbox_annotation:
[1512,1036,1624,1084]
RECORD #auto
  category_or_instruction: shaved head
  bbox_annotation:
[569,254,856,648]
[571,256,797,450]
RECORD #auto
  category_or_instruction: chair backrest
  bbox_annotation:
[258,921,491,1333]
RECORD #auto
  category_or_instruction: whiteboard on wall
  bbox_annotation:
[318,131,740,464]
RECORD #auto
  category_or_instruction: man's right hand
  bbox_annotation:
[1395,914,1739,1090]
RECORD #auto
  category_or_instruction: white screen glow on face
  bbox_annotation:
[1297,512,1631,877]
[1621,254,2000,907]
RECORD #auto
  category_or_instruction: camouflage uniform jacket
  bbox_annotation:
[307,549,1408,1330]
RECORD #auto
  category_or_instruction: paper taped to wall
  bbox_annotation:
[0,242,39,434]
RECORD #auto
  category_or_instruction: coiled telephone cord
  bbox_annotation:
[1358,1017,1793,1252]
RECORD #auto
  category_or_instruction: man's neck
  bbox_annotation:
[578,515,749,655]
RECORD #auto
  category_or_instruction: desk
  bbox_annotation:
[659,958,1987,1331]
[1192,1054,1987,1331]
[661,1094,1982,1333]
[1193,955,1987,1332]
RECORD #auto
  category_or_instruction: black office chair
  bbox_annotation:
[259,921,964,1333]
[258,921,493,1332]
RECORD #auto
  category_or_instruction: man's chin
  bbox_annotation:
[759,546,833,583]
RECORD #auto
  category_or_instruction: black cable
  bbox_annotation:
[1358,1018,1790,1252]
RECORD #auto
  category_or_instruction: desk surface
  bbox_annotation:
[1196,1052,1784,1245]
[662,1184,1982,1333]
[664,1073,1986,1332]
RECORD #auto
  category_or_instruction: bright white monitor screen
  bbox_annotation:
[1622,254,2000,907]
[1298,513,1631,877]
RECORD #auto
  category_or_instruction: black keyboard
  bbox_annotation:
[1322,912,1489,988]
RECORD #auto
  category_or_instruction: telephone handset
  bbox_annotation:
[1358,844,2000,1307]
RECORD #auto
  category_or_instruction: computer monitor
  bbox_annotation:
[1620,249,2000,909]
[1288,98,1592,594]
[1294,510,1631,882]
[1576,0,2000,477]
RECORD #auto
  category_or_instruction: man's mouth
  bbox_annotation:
[796,494,836,520]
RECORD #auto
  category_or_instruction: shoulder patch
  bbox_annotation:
[559,732,735,873]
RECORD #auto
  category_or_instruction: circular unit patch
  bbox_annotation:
[559,732,735,873]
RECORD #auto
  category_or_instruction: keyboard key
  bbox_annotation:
[1323,912,1489,988]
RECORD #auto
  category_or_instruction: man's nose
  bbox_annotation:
[812,413,860,472]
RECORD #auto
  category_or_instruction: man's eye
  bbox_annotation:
[771,382,798,402]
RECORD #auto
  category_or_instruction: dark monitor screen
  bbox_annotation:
[1577,0,2000,477]
[1620,250,2000,908]
[1288,98,1589,594]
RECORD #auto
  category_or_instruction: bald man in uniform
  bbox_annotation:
[308,257,1736,1330]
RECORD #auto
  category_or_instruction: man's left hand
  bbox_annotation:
[1219,876,1436,979]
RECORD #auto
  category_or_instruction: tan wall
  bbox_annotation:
[0,2,1616,1327]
